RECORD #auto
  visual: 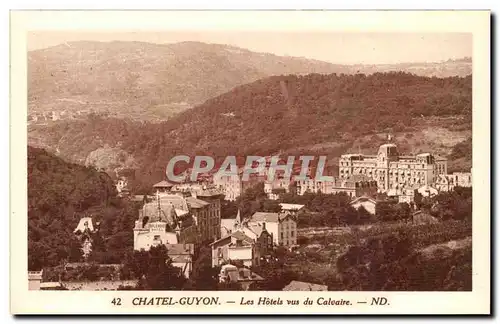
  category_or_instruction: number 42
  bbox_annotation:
[111,298,122,306]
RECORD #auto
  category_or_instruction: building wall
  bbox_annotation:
[249,221,279,245]
[339,145,446,193]
[134,228,179,251]
[211,238,232,267]
[28,271,43,290]
[278,218,297,246]
[228,246,254,267]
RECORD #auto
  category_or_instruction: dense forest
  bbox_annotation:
[29,72,472,192]
[28,146,139,270]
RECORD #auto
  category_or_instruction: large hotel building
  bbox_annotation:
[339,143,448,193]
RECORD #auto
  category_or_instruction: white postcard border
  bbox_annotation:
[10,10,491,315]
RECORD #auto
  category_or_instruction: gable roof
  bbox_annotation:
[250,212,280,223]
[349,196,377,206]
[279,203,305,211]
[230,231,254,244]
[153,180,174,188]
[185,196,210,209]
[282,280,328,291]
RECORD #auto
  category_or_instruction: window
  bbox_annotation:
[281,233,284,239]
[291,231,294,237]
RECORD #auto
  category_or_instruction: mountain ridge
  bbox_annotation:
[28,41,473,122]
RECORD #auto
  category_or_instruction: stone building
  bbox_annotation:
[435,171,472,192]
[296,174,378,198]
[339,143,448,193]
[248,212,297,247]
[133,193,198,250]
[210,231,261,268]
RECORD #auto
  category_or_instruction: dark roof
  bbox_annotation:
[185,196,210,209]
[153,180,174,188]
[250,212,280,223]
[231,231,254,244]
[283,280,328,291]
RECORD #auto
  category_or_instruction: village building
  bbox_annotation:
[435,171,472,192]
[218,264,264,290]
[296,174,377,198]
[165,243,195,279]
[339,143,448,193]
[349,196,377,215]
[133,193,198,250]
[264,178,291,200]
[28,270,43,290]
[279,203,305,216]
[418,184,439,198]
[282,280,328,291]
[194,188,224,241]
[396,187,418,204]
[153,180,175,194]
[210,231,261,268]
[213,173,264,201]
[248,212,297,247]
[221,210,242,237]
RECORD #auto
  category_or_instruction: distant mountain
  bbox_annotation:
[28,72,472,192]
[28,41,472,121]
[28,41,351,121]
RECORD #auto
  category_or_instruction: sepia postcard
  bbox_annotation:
[10,10,491,315]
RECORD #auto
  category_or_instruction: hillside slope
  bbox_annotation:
[28,72,472,191]
[28,146,137,270]
[28,41,350,120]
[29,41,472,121]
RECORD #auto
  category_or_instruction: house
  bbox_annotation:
[210,231,261,268]
[418,184,439,198]
[398,186,419,204]
[221,210,242,237]
[264,179,291,200]
[74,217,96,234]
[248,212,297,246]
[185,196,214,243]
[165,244,195,279]
[133,193,198,250]
[240,222,274,257]
[349,196,377,215]
[28,270,43,290]
[279,203,305,216]
[282,280,328,291]
[153,180,175,194]
[435,172,472,192]
[218,264,264,290]
[296,175,377,198]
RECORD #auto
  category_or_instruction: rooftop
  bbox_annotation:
[282,280,328,291]
[279,203,305,211]
[153,180,175,188]
[165,243,195,255]
[185,196,210,209]
[350,196,377,205]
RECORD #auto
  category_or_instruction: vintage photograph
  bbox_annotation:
[25,28,476,293]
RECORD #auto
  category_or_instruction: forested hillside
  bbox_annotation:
[28,146,139,270]
[28,72,472,192]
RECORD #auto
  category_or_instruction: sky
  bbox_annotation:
[27,31,472,65]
